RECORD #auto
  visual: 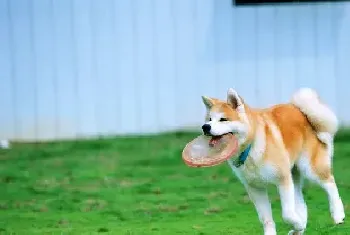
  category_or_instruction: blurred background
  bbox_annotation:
[1,0,350,142]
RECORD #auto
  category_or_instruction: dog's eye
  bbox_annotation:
[220,118,228,122]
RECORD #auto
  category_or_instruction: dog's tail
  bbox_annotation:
[291,88,338,137]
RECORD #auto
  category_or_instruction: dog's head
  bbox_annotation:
[201,88,250,145]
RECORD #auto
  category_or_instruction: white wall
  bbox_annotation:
[1,0,350,141]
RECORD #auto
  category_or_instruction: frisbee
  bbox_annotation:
[182,133,239,167]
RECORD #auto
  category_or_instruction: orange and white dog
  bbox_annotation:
[201,88,345,235]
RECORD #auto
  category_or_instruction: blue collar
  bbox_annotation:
[233,144,252,167]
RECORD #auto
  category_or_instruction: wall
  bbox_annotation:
[1,0,350,141]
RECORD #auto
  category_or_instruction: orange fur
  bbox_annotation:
[202,88,345,234]
[208,99,332,182]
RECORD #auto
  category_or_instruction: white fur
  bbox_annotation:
[317,132,334,165]
[296,152,345,224]
[229,115,307,235]
[205,89,250,145]
[321,181,346,224]
[263,116,307,232]
[291,89,345,226]
[223,88,344,235]
[295,152,345,224]
[227,88,249,123]
[201,88,344,235]
[229,119,277,187]
[291,87,338,135]
[227,88,243,106]
[228,119,279,235]
[278,181,306,232]
[207,111,248,144]
[293,173,308,231]
[245,185,276,235]
[296,153,320,184]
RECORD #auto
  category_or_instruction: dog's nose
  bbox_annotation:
[202,124,211,134]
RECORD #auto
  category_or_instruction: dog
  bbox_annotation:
[201,88,345,235]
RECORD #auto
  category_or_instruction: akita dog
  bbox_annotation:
[201,88,345,235]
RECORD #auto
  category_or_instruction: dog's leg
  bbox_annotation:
[318,175,345,224]
[310,138,346,225]
[245,185,276,235]
[278,174,306,234]
[292,167,307,225]
[299,137,345,225]
[287,168,308,235]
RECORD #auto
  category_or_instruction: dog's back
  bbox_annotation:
[257,88,338,165]
[201,87,345,234]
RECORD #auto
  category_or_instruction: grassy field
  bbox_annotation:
[1,131,350,235]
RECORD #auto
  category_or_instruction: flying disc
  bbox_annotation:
[182,133,239,167]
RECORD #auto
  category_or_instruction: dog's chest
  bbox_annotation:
[230,161,278,187]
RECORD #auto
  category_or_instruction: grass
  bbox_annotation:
[0,131,350,235]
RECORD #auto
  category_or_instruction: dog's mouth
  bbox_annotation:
[208,135,222,146]
[207,133,233,147]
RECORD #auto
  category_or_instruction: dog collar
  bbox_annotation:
[232,144,252,167]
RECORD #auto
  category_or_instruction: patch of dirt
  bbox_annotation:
[158,204,179,212]
[204,206,222,215]
[207,191,229,200]
[81,199,107,212]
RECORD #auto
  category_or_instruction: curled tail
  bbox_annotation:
[291,88,338,136]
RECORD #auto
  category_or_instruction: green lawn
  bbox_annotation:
[1,131,350,235]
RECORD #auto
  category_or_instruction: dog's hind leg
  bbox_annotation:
[312,143,345,224]
[278,173,306,234]
[319,175,345,224]
[287,167,308,235]
[299,135,345,225]
[293,167,308,224]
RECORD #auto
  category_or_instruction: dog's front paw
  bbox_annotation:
[264,225,276,235]
[288,230,304,235]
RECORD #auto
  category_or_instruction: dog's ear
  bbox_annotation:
[201,96,215,109]
[227,88,243,110]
